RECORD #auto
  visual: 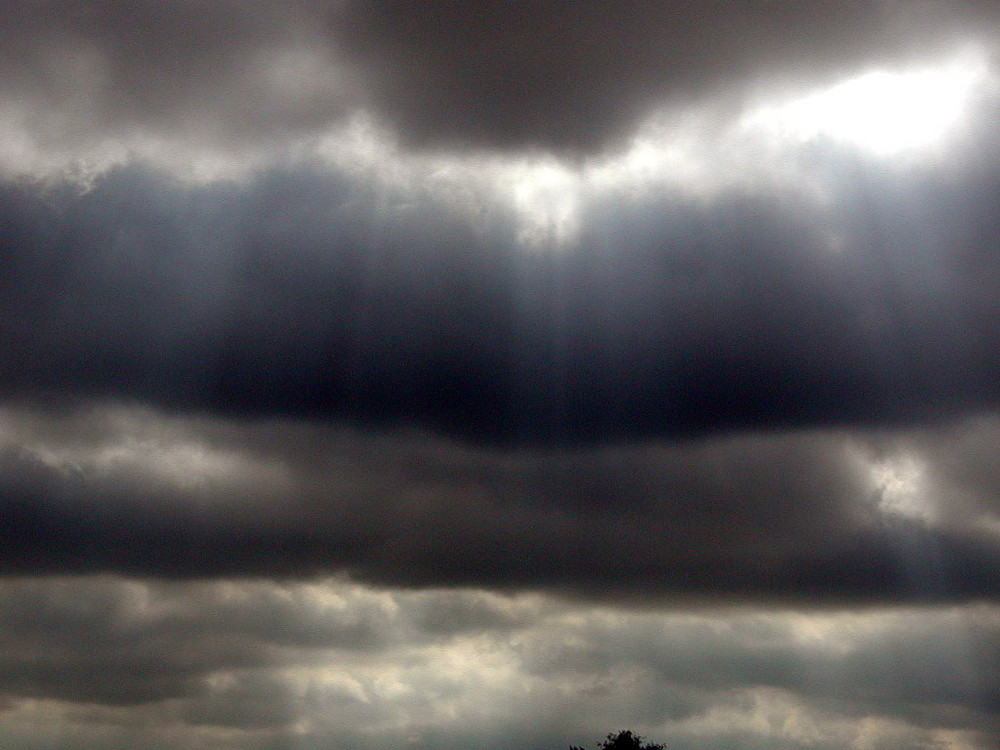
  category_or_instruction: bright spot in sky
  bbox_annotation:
[743,53,987,155]
[310,51,995,253]
[871,452,936,522]
[494,53,991,249]
[503,159,580,248]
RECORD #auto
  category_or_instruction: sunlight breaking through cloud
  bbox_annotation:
[3,3,1000,749]
[742,49,990,157]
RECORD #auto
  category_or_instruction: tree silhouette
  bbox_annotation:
[570,730,665,750]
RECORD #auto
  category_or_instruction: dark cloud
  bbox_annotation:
[2,3,1000,747]
[0,575,556,740]
[1,405,998,602]
[1,88,998,604]
[520,607,1000,733]
[328,0,999,153]
[0,575,535,717]
[1,574,997,749]
[1,141,999,444]
[0,1,995,163]
[0,576,268,706]
[0,0,356,160]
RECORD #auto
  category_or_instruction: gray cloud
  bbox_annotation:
[0,575,997,749]
[2,402,999,602]
[285,1,1000,153]
[3,3,1000,748]
[523,606,1000,732]
[0,575,541,715]
[0,0,996,167]
[0,576,267,706]
[0,1,356,165]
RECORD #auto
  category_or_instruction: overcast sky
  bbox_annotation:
[2,2,1000,749]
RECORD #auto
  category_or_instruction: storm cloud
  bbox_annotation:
[1,575,998,750]
[2,2,1000,749]
[327,0,1000,153]
[2,137,1000,443]
[1,0,997,169]
[1,401,999,604]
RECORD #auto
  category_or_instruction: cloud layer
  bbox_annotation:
[1,0,997,170]
[2,402,999,603]
[2,130,999,442]
[1,575,997,750]
[3,2,1000,749]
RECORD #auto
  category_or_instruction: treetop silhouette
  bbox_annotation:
[570,730,665,750]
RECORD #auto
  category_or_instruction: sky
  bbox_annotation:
[1,2,1000,749]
